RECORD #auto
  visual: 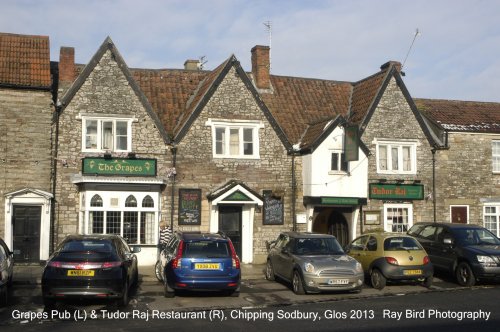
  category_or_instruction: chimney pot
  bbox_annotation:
[184,59,200,70]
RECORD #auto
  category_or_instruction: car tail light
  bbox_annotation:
[172,240,184,269]
[47,261,63,268]
[423,256,430,265]
[228,241,240,269]
[102,261,122,268]
[385,257,399,265]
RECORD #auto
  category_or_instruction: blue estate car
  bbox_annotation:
[160,232,241,297]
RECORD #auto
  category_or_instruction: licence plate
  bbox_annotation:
[328,279,349,285]
[67,270,95,277]
[403,269,422,276]
[194,263,220,270]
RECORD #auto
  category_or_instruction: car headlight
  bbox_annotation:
[304,262,315,273]
[355,262,363,273]
[477,255,497,267]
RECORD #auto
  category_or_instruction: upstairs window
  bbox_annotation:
[82,118,132,152]
[331,152,348,172]
[493,141,500,173]
[206,119,263,159]
[376,141,417,174]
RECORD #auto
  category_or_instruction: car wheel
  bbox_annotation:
[265,260,275,281]
[423,276,433,288]
[292,270,306,295]
[117,280,129,307]
[229,290,240,297]
[455,262,476,286]
[370,269,386,290]
[155,261,163,282]
[164,279,175,298]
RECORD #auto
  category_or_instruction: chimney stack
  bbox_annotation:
[184,59,200,70]
[251,45,271,90]
[59,47,75,84]
[380,61,402,73]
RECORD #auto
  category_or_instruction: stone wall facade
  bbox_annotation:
[0,88,53,238]
[174,66,306,262]
[435,132,500,225]
[360,78,435,233]
[54,50,170,246]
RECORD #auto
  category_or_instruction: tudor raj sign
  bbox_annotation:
[369,183,424,200]
[82,157,157,176]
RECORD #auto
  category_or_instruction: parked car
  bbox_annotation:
[0,238,14,306]
[345,232,433,290]
[265,232,364,294]
[161,232,241,297]
[408,222,500,286]
[42,234,141,307]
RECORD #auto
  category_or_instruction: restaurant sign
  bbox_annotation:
[369,183,424,200]
[82,158,157,176]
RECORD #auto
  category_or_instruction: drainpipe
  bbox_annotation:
[50,103,62,255]
[291,153,297,232]
[170,146,177,231]
[432,148,436,223]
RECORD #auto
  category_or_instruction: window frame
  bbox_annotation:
[383,203,413,233]
[206,119,263,159]
[330,151,348,173]
[376,140,417,175]
[492,140,500,173]
[484,204,500,237]
[81,116,133,153]
[83,191,159,245]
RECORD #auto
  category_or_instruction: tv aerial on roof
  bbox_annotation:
[401,28,421,76]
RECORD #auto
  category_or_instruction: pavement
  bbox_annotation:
[12,262,267,285]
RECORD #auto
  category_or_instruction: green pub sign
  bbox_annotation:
[369,183,424,200]
[82,158,157,176]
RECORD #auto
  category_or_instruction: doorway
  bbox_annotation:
[218,205,242,258]
[327,211,349,247]
[12,205,41,262]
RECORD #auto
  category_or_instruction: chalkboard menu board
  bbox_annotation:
[178,189,201,225]
[263,190,284,225]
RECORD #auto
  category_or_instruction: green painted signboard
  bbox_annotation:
[344,125,359,162]
[369,183,424,200]
[320,197,361,205]
[82,158,157,176]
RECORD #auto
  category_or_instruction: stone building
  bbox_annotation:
[2,31,500,265]
[415,99,500,237]
[0,33,54,262]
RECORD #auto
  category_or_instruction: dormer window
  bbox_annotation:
[82,117,132,152]
[206,119,264,159]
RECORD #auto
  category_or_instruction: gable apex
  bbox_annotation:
[59,36,171,144]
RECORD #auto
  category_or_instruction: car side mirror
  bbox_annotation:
[344,245,351,254]
[266,240,276,252]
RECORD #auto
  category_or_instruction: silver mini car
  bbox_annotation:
[265,232,364,294]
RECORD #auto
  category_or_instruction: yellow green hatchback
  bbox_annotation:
[346,233,433,290]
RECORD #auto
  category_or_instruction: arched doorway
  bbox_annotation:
[312,208,350,247]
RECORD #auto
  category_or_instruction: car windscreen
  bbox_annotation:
[453,228,500,246]
[384,237,422,251]
[294,237,344,255]
[183,241,230,258]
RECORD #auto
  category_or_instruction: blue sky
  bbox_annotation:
[1,0,499,102]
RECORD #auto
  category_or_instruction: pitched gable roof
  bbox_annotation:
[59,37,171,144]
[0,32,51,88]
[414,98,500,133]
[260,76,352,146]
